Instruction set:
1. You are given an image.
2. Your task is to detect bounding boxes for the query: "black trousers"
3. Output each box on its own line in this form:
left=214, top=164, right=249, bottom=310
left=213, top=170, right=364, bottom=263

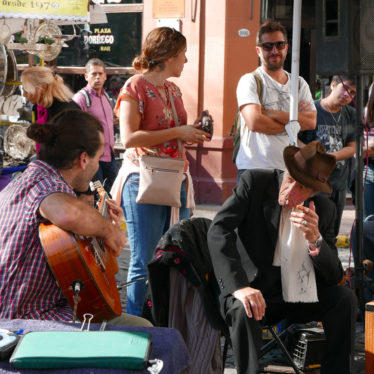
left=93, top=156, right=119, bottom=194
left=221, top=285, right=357, bottom=374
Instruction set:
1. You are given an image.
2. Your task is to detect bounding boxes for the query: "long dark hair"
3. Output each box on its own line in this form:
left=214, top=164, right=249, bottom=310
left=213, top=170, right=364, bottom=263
left=27, top=109, right=103, bottom=169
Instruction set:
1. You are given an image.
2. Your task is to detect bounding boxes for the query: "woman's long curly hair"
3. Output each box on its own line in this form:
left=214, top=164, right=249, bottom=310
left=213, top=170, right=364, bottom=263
left=132, top=27, right=186, bottom=71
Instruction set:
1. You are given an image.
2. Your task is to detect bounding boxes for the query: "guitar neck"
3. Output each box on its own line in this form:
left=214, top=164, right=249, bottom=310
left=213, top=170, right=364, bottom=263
left=91, top=181, right=110, bottom=218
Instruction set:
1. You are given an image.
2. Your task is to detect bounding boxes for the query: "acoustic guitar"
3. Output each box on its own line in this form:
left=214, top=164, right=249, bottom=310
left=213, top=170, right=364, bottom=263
left=39, top=181, right=122, bottom=322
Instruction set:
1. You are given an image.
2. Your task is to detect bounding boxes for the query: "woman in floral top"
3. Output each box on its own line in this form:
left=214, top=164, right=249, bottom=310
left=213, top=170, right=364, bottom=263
left=113, top=27, right=210, bottom=316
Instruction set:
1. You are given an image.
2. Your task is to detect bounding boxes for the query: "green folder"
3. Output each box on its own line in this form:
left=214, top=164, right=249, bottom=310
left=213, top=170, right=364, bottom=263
left=10, top=331, right=152, bottom=370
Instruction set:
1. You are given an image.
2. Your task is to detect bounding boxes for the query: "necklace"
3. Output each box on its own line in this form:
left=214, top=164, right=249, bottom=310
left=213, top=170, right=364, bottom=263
left=141, top=75, right=169, bottom=106
left=324, top=100, right=342, bottom=127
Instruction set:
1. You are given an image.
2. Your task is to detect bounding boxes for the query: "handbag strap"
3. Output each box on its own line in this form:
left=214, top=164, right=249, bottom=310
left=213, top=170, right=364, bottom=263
left=168, top=85, right=183, bottom=156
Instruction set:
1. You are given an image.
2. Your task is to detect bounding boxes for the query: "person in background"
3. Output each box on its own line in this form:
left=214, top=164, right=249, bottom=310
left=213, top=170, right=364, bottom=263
left=111, top=26, right=211, bottom=316
left=314, top=79, right=322, bottom=100
left=299, top=75, right=356, bottom=237
left=21, top=66, right=80, bottom=154
left=73, top=58, right=118, bottom=193
left=108, top=75, right=123, bottom=100
left=0, top=109, right=151, bottom=327
left=235, top=19, right=316, bottom=179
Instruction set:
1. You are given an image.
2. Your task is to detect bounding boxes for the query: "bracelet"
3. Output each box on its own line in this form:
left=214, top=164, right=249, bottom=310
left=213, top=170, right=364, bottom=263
left=308, top=234, right=323, bottom=249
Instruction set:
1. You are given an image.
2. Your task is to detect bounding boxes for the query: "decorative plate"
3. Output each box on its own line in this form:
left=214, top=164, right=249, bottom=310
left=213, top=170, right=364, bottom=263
left=4, top=125, right=35, bottom=160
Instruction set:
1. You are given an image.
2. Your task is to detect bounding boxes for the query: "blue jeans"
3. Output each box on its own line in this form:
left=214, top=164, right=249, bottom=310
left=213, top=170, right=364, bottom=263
left=122, top=173, right=190, bottom=316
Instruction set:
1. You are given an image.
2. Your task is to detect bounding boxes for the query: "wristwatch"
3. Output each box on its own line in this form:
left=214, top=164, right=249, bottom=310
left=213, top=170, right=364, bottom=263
left=308, top=234, right=323, bottom=249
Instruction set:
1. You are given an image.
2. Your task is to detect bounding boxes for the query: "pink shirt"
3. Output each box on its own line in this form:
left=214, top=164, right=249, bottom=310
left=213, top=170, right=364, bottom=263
left=35, top=105, right=49, bottom=153
left=114, top=75, right=188, bottom=167
left=73, top=85, right=115, bottom=162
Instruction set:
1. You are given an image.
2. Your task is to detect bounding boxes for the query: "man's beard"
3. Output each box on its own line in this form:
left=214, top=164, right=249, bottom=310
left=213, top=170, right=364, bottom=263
left=264, top=54, right=285, bottom=71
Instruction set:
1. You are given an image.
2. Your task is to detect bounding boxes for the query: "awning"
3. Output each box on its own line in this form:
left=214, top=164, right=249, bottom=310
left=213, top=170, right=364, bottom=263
left=0, top=0, right=89, bottom=23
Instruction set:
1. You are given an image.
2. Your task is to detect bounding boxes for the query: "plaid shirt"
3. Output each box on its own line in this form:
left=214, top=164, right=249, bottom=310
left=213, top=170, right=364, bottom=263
left=0, top=160, right=75, bottom=321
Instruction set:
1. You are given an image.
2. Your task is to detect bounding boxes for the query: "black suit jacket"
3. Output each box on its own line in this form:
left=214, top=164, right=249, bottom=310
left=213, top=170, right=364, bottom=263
left=207, top=169, right=344, bottom=303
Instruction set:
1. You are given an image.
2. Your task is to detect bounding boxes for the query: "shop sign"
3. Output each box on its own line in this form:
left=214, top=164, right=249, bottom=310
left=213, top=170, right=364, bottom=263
left=153, top=0, right=185, bottom=19
left=84, top=27, right=114, bottom=52
left=0, top=0, right=89, bottom=22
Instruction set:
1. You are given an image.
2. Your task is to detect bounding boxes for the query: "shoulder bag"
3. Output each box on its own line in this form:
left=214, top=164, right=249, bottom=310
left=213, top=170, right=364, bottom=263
left=136, top=86, right=185, bottom=207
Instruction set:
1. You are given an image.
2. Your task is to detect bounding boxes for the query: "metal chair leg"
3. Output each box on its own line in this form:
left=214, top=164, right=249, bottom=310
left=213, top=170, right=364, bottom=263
left=267, top=326, right=301, bottom=374
left=260, top=328, right=289, bottom=357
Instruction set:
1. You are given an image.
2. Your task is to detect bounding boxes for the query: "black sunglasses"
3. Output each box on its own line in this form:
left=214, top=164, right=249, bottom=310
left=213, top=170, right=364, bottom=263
left=258, top=41, right=287, bottom=51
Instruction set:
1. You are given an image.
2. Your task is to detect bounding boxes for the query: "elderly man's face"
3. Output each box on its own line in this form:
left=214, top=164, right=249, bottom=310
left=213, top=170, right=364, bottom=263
left=278, top=172, right=314, bottom=208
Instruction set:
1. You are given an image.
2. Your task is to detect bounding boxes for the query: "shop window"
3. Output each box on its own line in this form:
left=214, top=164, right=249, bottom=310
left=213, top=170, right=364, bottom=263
left=57, top=12, right=142, bottom=68
left=324, top=0, right=340, bottom=37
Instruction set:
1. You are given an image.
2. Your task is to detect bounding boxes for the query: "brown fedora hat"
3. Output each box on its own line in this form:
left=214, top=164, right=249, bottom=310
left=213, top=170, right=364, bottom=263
left=283, top=141, right=336, bottom=194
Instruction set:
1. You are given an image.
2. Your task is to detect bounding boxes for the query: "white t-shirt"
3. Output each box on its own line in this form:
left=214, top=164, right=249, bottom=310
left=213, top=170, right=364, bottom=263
left=235, top=66, right=316, bottom=171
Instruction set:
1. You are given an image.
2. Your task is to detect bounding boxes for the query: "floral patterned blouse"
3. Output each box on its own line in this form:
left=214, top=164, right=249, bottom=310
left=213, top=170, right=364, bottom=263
left=114, top=74, right=189, bottom=168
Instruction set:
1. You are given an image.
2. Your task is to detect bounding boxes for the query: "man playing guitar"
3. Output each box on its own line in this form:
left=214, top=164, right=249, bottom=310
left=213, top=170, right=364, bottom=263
left=0, top=109, right=151, bottom=327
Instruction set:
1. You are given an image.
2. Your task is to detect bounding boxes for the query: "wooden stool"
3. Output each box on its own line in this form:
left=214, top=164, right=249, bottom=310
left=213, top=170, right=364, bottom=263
left=365, top=300, right=374, bottom=373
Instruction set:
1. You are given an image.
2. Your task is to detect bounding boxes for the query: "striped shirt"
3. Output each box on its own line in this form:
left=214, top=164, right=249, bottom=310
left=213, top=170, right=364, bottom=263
left=0, top=160, right=75, bottom=321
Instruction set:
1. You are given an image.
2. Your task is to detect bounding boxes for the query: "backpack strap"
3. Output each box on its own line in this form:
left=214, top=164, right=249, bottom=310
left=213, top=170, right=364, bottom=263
left=103, top=91, right=115, bottom=109
left=78, top=88, right=115, bottom=110
left=252, top=71, right=263, bottom=106
left=78, top=89, right=91, bottom=108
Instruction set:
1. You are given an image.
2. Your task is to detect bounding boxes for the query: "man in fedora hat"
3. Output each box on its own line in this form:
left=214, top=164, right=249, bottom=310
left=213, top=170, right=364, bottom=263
left=208, top=141, right=356, bottom=374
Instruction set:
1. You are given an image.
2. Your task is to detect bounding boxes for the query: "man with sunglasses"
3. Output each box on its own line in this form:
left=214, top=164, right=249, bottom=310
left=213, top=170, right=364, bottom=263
left=299, top=75, right=356, bottom=237
left=235, top=20, right=316, bottom=179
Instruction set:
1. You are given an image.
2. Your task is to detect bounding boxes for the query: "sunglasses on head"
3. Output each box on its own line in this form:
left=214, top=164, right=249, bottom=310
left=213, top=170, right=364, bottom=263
left=258, top=41, right=287, bottom=51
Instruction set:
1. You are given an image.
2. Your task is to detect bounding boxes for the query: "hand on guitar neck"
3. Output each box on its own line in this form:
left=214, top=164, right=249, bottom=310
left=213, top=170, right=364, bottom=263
left=105, top=199, right=124, bottom=228
left=91, top=181, right=127, bottom=256
left=102, top=218, right=127, bottom=257
left=103, top=199, right=127, bottom=256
